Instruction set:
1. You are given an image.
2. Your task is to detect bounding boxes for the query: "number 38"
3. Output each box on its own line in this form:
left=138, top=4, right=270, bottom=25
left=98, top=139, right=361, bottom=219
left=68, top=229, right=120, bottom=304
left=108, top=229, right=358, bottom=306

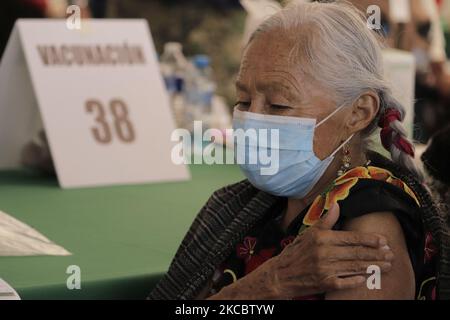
left=85, top=99, right=136, bottom=144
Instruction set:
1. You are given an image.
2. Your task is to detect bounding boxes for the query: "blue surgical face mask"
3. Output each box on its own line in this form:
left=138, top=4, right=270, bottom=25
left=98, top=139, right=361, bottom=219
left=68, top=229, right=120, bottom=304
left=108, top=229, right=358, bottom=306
left=232, top=104, right=353, bottom=198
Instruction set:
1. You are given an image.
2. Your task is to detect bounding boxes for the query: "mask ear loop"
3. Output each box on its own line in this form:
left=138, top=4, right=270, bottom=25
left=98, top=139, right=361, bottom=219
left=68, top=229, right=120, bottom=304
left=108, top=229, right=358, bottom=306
left=315, top=103, right=354, bottom=158
left=316, top=103, right=347, bottom=128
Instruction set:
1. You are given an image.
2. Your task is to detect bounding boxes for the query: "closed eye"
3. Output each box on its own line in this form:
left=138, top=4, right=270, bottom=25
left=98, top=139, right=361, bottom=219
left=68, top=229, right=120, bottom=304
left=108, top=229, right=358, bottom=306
left=234, top=101, right=251, bottom=109
left=270, top=104, right=292, bottom=110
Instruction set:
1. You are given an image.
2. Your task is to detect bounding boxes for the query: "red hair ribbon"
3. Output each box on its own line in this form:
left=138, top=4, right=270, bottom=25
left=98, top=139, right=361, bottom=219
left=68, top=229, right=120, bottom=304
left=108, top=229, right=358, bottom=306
left=379, top=108, right=415, bottom=157
left=378, top=108, right=401, bottom=128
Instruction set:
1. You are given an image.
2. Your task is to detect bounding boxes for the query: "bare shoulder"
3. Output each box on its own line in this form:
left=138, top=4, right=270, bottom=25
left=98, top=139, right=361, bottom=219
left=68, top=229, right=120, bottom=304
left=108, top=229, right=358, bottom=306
left=326, top=211, right=416, bottom=300
left=343, top=212, right=406, bottom=238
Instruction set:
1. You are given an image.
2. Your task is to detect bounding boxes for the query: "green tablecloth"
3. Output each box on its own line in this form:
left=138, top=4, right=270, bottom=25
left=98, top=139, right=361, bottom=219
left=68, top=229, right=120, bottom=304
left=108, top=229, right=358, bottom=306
left=0, top=164, right=243, bottom=299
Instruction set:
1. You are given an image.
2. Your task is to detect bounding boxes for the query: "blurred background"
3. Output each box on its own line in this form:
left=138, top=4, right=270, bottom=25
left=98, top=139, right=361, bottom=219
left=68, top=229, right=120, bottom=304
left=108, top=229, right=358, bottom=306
left=1, top=0, right=249, bottom=108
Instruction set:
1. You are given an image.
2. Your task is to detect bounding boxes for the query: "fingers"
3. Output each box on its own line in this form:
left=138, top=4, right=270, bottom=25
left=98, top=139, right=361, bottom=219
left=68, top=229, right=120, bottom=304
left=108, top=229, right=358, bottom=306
left=331, top=260, right=392, bottom=276
left=325, top=245, right=394, bottom=262
left=315, top=202, right=340, bottom=230
left=318, top=230, right=387, bottom=248
left=317, top=261, right=391, bottom=293
left=322, top=275, right=366, bottom=291
left=309, top=203, right=387, bottom=248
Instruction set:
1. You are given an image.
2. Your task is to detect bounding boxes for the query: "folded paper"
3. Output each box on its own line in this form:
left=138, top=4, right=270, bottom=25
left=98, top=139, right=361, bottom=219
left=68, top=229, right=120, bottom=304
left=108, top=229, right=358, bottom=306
left=0, top=210, right=70, bottom=256
left=0, top=278, right=21, bottom=300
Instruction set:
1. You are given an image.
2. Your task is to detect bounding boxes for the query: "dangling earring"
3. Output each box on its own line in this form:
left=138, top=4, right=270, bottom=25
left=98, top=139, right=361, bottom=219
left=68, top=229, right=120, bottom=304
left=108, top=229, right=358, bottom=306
left=337, top=144, right=351, bottom=176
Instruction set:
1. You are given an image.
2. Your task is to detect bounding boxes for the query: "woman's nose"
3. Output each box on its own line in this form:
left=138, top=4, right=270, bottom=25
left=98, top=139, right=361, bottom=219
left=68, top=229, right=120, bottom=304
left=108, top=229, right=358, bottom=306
left=247, top=98, right=265, bottom=114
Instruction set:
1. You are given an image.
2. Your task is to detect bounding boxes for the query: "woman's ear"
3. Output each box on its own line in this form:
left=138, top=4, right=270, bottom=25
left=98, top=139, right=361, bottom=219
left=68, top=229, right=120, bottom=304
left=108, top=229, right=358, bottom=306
left=346, top=91, right=380, bottom=134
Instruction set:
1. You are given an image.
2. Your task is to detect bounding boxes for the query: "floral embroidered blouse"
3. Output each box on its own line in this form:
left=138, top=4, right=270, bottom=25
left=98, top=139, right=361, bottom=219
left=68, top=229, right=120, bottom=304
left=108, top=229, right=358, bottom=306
left=209, top=165, right=438, bottom=300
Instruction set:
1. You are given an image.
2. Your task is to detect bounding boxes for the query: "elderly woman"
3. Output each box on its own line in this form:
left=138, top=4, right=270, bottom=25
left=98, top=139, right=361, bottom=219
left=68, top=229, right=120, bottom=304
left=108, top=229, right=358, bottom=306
left=150, top=1, right=443, bottom=300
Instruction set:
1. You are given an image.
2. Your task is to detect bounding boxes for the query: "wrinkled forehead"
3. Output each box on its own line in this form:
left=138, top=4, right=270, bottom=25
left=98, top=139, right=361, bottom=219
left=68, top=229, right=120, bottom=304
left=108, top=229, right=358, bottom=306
left=239, top=30, right=298, bottom=74
left=237, top=30, right=309, bottom=97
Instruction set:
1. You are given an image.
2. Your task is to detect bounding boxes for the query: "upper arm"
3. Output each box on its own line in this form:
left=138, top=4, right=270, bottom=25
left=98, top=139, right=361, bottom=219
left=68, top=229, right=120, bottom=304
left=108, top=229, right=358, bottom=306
left=326, top=211, right=416, bottom=300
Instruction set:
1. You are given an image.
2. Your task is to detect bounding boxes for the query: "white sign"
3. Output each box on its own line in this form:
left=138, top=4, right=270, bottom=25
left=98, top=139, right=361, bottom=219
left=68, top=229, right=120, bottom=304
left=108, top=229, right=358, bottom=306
left=389, top=0, right=411, bottom=23
left=382, top=49, right=416, bottom=138
left=0, top=19, right=189, bottom=188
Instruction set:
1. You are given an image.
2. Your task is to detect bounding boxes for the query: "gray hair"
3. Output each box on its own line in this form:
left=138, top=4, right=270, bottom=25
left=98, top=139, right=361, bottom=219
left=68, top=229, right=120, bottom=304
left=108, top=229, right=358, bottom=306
left=248, top=0, right=423, bottom=180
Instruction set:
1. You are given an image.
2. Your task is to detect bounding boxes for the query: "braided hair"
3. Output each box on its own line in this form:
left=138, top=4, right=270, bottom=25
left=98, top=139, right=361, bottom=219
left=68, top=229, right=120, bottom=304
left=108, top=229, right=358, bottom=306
left=377, top=92, right=424, bottom=181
